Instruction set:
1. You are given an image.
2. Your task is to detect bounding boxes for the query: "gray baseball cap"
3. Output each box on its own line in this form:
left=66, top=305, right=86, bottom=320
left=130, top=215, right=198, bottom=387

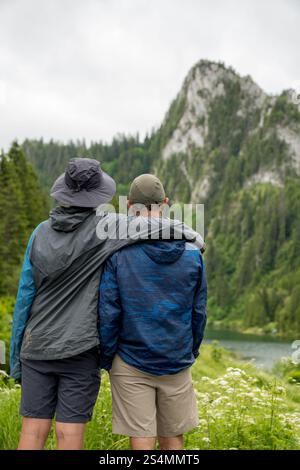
left=50, top=158, right=116, bottom=208
left=129, top=174, right=165, bottom=206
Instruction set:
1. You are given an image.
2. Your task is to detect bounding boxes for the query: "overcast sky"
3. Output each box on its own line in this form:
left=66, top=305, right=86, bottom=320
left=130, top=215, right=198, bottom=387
left=0, top=0, right=299, bottom=150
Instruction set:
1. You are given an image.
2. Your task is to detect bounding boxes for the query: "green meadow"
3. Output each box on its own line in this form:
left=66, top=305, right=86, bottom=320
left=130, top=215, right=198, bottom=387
left=1, top=343, right=300, bottom=450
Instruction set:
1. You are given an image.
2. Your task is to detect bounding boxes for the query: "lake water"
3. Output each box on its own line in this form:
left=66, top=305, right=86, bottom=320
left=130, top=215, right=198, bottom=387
left=203, top=329, right=293, bottom=370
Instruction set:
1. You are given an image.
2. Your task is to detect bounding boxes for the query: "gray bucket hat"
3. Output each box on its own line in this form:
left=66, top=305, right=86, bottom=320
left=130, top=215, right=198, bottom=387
left=50, top=158, right=116, bottom=208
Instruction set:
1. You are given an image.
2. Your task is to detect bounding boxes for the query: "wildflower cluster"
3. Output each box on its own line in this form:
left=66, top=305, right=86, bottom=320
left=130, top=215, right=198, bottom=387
left=189, top=367, right=300, bottom=450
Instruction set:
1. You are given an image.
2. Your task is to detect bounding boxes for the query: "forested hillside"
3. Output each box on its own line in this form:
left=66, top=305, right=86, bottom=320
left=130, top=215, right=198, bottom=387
left=22, top=135, right=154, bottom=198
left=0, top=143, right=49, bottom=296
left=6, top=60, right=300, bottom=337
left=153, top=60, right=300, bottom=337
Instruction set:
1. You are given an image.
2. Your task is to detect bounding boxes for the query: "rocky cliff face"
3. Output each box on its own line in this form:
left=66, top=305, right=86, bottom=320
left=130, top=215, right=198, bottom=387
left=162, top=62, right=266, bottom=160
left=155, top=60, right=300, bottom=203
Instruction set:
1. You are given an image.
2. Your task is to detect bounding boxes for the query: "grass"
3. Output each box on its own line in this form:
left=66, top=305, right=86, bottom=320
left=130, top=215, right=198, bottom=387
left=1, top=343, right=300, bottom=450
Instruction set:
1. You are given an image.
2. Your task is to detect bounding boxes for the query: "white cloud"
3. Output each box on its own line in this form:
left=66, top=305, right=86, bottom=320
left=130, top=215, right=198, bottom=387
left=0, top=0, right=299, bottom=150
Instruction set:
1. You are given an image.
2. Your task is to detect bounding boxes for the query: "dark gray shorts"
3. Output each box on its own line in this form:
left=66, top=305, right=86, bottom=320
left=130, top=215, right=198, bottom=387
left=20, top=347, right=101, bottom=423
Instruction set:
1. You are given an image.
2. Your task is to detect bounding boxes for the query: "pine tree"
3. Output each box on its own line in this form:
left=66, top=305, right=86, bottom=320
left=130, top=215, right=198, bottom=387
left=0, top=143, right=49, bottom=296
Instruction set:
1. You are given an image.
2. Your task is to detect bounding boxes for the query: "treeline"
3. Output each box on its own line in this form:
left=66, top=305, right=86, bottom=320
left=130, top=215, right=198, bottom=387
left=22, top=134, right=155, bottom=197
left=0, top=143, right=49, bottom=296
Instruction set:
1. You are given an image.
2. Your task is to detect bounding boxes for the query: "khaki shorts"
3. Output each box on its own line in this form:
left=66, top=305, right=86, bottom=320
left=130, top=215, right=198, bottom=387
left=109, top=355, right=199, bottom=437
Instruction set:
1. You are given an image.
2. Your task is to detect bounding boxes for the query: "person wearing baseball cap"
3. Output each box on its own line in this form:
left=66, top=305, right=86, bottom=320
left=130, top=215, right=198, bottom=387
left=10, top=160, right=204, bottom=450
left=99, top=173, right=207, bottom=451
left=128, top=173, right=166, bottom=207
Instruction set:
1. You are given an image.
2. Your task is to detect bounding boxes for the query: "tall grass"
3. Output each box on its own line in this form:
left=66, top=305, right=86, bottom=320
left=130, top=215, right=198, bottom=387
left=0, top=344, right=300, bottom=450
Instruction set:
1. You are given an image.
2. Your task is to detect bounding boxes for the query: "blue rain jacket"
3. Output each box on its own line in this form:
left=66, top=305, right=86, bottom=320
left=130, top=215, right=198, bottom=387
left=99, top=241, right=207, bottom=375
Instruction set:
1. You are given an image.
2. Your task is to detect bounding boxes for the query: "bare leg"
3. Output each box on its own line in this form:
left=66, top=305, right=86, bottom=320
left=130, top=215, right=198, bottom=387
left=158, top=435, right=184, bottom=450
left=18, top=418, right=52, bottom=450
left=56, top=422, right=86, bottom=450
left=130, top=437, right=156, bottom=450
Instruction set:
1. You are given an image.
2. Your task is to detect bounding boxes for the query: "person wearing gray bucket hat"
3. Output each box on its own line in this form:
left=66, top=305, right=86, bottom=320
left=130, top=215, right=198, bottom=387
left=50, top=158, right=116, bottom=208
left=10, top=159, right=205, bottom=450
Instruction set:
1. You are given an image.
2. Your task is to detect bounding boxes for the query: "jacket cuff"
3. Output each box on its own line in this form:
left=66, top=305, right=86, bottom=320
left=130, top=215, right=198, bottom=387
left=10, top=362, right=22, bottom=381
left=193, top=350, right=200, bottom=359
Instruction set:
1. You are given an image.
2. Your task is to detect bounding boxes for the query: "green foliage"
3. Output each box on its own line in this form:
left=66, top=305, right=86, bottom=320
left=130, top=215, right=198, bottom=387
left=206, top=180, right=300, bottom=335
left=156, top=153, right=191, bottom=202
left=22, top=135, right=153, bottom=198
left=210, top=340, right=223, bottom=362
left=240, top=130, right=289, bottom=180
left=208, top=80, right=246, bottom=157
left=191, top=369, right=299, bottom=450
left=273, top=357, right=300, bottom=385
left=0, top=143, right=49, bottom=296
left=287, top=370, right=300, bottom=384
left=267, top=93, right=300, bottom=126
left=156, top=93, right=186, bottom=150
left=1, top=345, right=300, bottom=450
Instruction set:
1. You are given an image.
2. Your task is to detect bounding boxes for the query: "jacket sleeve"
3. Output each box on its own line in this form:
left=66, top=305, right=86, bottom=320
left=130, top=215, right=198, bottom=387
left=99, top=254, right=122, bottom=371
left=10, top=230, right=37, bottom=380
left=192, top=255, right=207, bottom=359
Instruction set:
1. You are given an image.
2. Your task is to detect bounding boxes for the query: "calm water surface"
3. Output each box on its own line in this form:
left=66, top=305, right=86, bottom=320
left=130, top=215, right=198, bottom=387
left=203, top=329, right=293, bottom=370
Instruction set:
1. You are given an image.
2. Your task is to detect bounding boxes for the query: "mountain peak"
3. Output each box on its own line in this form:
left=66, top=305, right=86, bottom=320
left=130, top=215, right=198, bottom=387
left=162, top=60, right=267, bottom=161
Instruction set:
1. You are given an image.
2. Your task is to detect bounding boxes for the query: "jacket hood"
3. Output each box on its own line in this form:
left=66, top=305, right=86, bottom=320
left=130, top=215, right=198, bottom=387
left=50, top=206, right=94, bottom=232
left=140, top=240, right=186, bottom=264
